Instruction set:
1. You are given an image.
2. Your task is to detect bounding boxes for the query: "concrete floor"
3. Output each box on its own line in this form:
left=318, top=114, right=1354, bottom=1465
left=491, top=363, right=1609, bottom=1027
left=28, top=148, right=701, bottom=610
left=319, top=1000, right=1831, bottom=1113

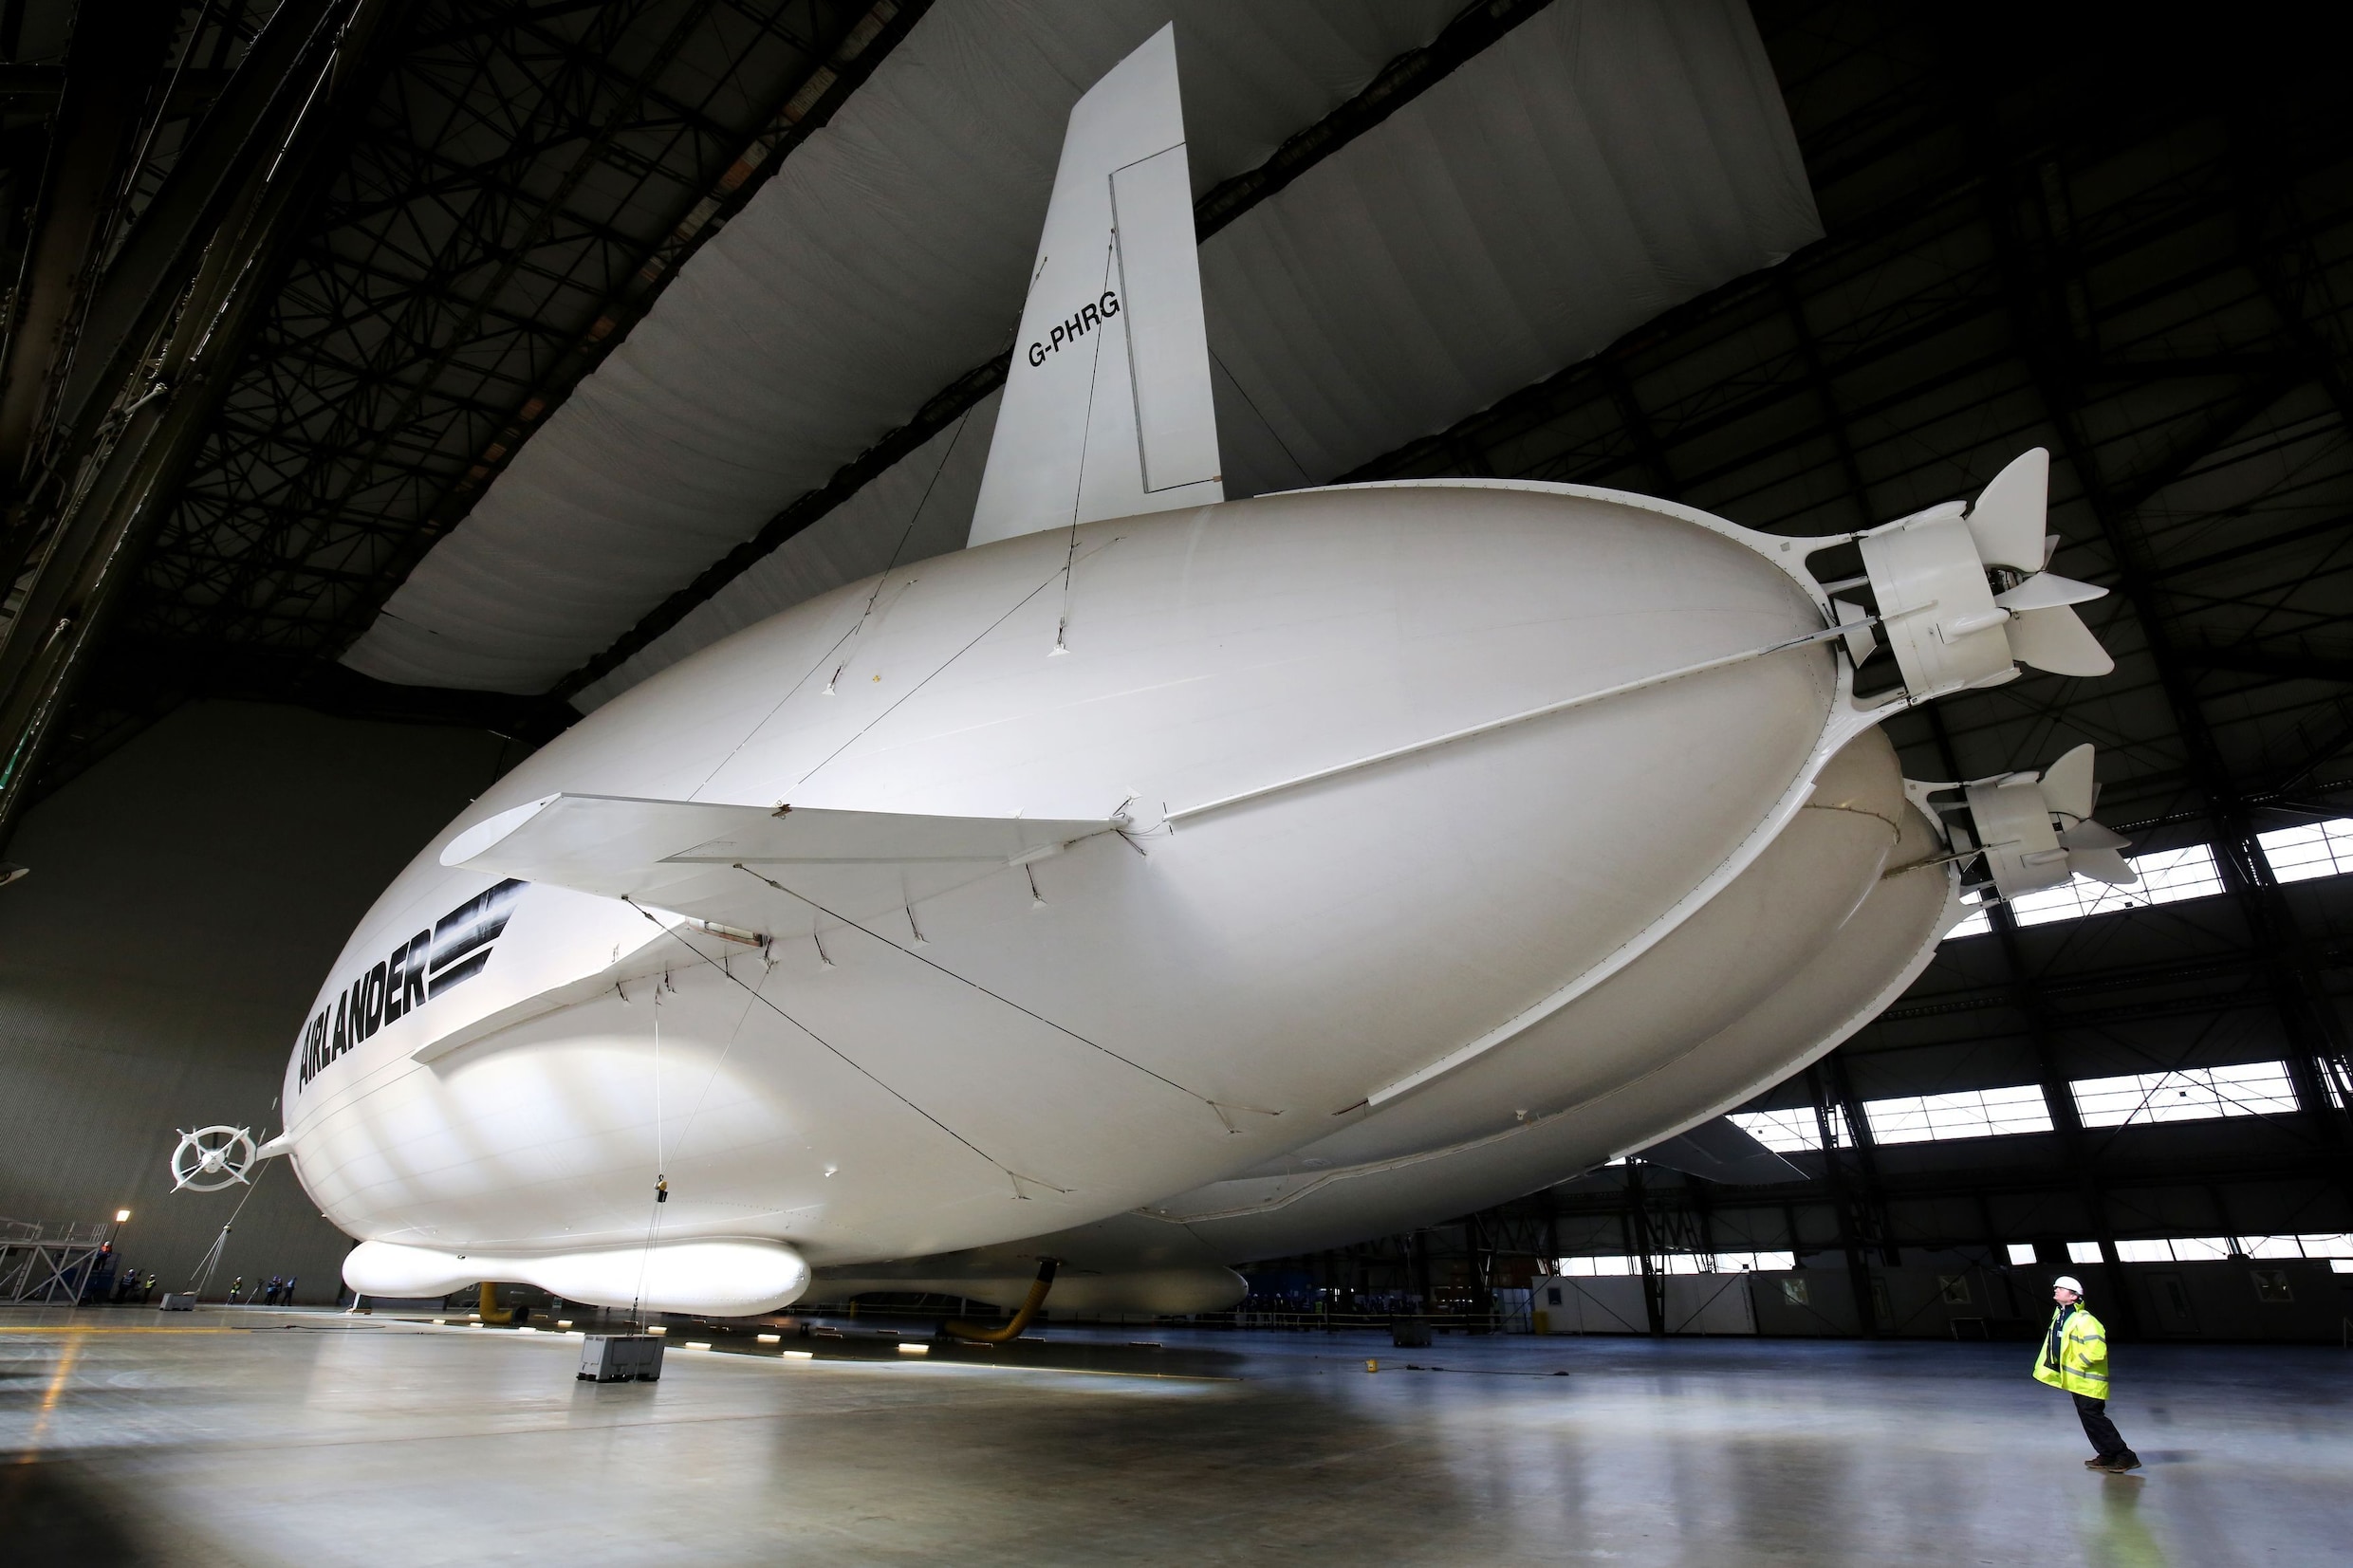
left=2, top=1307, right=2345, bottom=1566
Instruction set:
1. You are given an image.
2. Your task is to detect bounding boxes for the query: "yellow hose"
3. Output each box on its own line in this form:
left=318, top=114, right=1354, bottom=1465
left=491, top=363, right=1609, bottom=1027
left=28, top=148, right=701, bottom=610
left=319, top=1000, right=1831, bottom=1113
left=477, top=1281, right=516, bottom=1325
left=941, top=1260, right=1057, bottom=1343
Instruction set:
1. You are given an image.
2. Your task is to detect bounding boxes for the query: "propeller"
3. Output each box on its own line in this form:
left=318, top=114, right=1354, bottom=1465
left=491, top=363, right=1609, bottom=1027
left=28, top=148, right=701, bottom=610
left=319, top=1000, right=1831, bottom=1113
left=1968, top=450, right=2114, bottom=678
left=1920, top=743, right=2138, bottom=901
left=170, top=1126, right=259, bottom=1193
left=1847, top=449, right=2117, bottom=695
left=2034, top=742, right=2136, bottom=885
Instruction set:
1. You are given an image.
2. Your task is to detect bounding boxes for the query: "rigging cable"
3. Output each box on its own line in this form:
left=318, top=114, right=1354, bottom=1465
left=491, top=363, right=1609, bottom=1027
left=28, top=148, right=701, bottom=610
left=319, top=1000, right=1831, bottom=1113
left=623, top=900, right=1060, bottom=1199
left=730, top=862, right=1272, bottom=1131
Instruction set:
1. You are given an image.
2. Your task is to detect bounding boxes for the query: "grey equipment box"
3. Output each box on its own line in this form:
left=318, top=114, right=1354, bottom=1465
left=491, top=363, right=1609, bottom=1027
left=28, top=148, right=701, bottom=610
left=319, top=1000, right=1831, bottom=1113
left=159, top=1293, right=196, bottom=1311
left=579, top=1334, right=664, bottom=1383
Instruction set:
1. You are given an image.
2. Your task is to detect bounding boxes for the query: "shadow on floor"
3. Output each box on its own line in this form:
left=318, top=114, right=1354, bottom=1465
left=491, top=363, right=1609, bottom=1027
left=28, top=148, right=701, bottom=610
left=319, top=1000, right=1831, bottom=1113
left=0, top=1456, right=158, bottom=1565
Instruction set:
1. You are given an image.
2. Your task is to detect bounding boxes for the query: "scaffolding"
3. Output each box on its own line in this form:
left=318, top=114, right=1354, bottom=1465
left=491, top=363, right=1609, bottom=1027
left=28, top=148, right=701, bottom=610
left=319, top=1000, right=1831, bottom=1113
left=0, top=1218, right=109, bottom=1304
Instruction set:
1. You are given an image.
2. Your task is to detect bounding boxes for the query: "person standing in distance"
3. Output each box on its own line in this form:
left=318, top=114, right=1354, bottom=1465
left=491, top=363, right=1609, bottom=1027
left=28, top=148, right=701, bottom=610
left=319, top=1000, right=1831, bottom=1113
left=2036, top=1275, right=2140, bottom=1473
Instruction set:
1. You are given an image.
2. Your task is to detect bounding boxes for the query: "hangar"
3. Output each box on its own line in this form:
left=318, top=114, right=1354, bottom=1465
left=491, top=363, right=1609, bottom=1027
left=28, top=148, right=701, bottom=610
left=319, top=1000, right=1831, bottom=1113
left=1, top=1, right=2346, bottom=1561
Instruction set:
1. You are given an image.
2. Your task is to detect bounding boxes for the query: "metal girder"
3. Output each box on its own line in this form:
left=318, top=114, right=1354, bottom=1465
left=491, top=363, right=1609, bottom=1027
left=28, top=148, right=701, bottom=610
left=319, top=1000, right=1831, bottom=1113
left=0, top=0, right=179, bottom=495
left=42, top=2, right=356, bottom=462
left=171, top=0, right=751, bottom=650
left=290, top=0, right=929, bottom=664
left=1965, top=109, right=2353, bottom=1179
left=11, top=0, right=900, bottom=800
left=0, top=0, right=399, bottom=851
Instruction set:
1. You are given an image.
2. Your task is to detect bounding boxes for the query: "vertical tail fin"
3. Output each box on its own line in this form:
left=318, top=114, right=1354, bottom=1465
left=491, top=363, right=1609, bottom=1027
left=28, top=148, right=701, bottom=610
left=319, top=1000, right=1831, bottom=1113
left=968, top=25, right=1223, bottom=548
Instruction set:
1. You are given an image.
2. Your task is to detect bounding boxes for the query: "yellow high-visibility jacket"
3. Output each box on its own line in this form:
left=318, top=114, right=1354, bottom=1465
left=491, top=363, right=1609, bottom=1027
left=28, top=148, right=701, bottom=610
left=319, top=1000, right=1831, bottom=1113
left=2032, top=1303, right=2110, bottom=1396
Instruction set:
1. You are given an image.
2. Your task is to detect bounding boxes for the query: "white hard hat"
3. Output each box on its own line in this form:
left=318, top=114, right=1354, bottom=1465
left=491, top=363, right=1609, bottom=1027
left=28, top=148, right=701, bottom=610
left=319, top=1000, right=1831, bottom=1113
left=2051, top=1276, right=2084, bottom=1294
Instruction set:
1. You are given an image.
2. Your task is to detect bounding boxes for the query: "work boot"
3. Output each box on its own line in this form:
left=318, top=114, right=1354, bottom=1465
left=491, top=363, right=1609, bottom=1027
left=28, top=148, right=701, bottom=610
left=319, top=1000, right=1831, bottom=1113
left=2082, top=1457, right=2107, bottom=1469
left=2097, top=1454, right=2142, bottom=1474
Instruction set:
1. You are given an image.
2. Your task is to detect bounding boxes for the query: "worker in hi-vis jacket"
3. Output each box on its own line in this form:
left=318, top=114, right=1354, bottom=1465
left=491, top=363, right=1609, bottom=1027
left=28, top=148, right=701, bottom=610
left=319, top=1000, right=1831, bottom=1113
left=2035, top=1276, right=2140, bottom=1473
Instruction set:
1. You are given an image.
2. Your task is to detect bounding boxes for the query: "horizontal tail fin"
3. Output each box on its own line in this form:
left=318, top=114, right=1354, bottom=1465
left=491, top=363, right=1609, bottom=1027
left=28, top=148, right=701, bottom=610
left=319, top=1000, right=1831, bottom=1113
left=441, top=792, right=1119, bottom=941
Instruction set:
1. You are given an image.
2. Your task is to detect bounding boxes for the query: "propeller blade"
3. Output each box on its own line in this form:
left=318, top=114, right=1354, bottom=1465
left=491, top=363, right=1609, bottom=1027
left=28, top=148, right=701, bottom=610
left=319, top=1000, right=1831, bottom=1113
left=2043, top=532, right=2062, bottom=568
left=2059, top=819, right=2131, bottom=852
left=2066, top=846, right=2139, bottom=885
left=2039, top=743, right=2098, bottom=822
left=1967, top=448, right=2050, bottom=571
left=1993, top=571, right=2106, bottom=612
left=2005, top=604, right=2114, bottom=677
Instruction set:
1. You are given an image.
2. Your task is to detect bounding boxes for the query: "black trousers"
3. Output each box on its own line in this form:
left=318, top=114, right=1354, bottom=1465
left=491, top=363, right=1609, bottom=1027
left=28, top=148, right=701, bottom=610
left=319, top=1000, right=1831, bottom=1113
left=2073, top=1392, right=2136, bottom=1461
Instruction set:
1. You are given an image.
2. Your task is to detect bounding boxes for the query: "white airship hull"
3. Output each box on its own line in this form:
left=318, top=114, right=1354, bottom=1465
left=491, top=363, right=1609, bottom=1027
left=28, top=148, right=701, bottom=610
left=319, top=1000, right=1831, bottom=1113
left=288, top=480, right=1936, bottom=1311
left=271, top=28, right=2113, bottom=1321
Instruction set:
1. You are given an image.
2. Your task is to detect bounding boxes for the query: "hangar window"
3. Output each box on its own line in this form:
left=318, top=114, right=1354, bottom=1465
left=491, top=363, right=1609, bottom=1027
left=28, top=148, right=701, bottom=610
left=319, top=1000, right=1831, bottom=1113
left=1552, top=1252, right=1794, bottom=1276
left=2242, top=1233, right=2353, bottom=1259
left=2072, top=1061, right=2300, bottom=1127
left=2256, top=818, right=2353, bottom=882
left=2113, top=1238, right=2222, bottom=1263
left=1861, top=1084, right=2053, bottom=1144
left=2010, top=844, right=2227, bottom=927
left=2093, top=1235, right=2350, bottom=1264
left=1729, top=1106, right=1845, bottom=1153
left=1940, top=844, right=2228, bottom=940
left=2006, top=1243, right=2038, bottom=1265
left=1707, top=1251, right=1796, bottom=1272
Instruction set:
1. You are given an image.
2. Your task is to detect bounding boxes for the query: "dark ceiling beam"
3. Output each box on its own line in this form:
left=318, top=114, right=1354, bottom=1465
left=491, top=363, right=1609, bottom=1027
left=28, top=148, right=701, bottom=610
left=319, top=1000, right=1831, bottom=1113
left=22, top=0, right=921, bottom=797
left=172, top=0, right=753, bottom=651
left=549, top=0, right=1566, bottom=702
left=1964, top=78, right=2353, bottom=1184
left=281, top=0, right=926, bottom=665
left=0, top=0, right=400, bottom=855
left=2179, top=643, right=2353, bottom=686
left=0, top=0, right=178, bottom=500
left=2227, top=106, right=2353, bottom=439
left=38, top=3, right=354, bottom=464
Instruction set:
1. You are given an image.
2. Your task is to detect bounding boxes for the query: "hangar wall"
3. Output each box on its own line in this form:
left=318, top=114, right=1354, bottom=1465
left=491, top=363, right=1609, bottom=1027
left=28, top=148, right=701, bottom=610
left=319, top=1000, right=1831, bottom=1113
left=0, top=702, right=509, bottom=1303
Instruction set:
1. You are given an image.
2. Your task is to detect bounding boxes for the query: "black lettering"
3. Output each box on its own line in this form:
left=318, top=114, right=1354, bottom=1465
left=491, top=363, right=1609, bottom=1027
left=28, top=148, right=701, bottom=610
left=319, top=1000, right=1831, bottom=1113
left=1082, top=302, right=1101, bottom=329
left=384, top=944, right=407, bottom=1024
left=331, top=991, right=348, bottom=1059
left=1028, top=341, right=1045, bottom=367
left=428, top=949, right=493, bottom=998
left=1099, top=289, right=1119, bottom=318
left=362, top=963, right=387, bottom=1039
left=432, top=880, right=522, bottom=974
left=1048, top=324, right=1066, bottom=352
left=403, top=932, right=428, bottom=1012
left=1064, top=311, right=1085, bottom=340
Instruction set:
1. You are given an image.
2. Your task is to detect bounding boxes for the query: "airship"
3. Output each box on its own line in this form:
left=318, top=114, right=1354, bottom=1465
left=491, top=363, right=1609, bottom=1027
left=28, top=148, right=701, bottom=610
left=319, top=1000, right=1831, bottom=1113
left=248, top=28, right=2122, bottom=1320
